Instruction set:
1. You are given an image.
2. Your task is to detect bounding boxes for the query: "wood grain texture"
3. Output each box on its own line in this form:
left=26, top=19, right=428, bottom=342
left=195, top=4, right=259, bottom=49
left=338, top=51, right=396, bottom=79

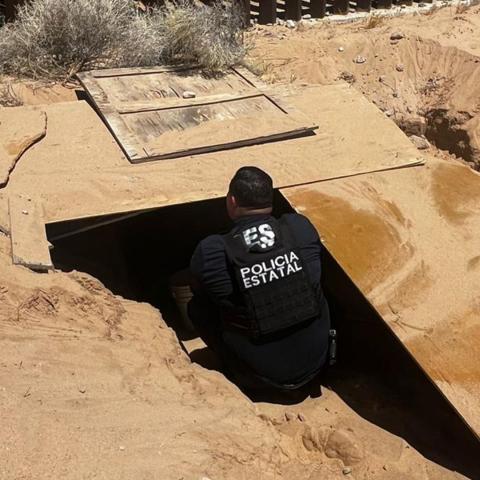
left=77, top=67, right=317, bottom=163
left=4, top=85, right=424, bottom=225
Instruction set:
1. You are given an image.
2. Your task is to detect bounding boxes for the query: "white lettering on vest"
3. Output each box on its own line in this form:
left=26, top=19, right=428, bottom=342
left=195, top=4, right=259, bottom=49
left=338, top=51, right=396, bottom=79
left=240, top=251, right=303, bottom=289
left=243, top=224, right=276, bottom=250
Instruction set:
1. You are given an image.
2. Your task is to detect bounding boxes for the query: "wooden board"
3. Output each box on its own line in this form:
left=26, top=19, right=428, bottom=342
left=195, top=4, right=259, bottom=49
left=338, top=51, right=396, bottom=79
left=0, top=107, right=47, bottom=187
left=77, top=66, right=318, bottom=163
left=9, top=195, right=53, bottom=271
left=4, top=86, right=425, bottom=225
left=281, top=160, right=480, bottom=440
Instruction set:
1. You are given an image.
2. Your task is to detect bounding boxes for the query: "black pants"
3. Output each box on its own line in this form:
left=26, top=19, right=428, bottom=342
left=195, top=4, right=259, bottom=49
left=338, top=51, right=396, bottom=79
left=187, top=297, right=327, bottom=391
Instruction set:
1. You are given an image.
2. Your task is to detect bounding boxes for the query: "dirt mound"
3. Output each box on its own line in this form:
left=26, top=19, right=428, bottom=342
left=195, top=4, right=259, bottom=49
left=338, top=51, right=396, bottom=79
left=248, top=4, right=480, bottom=168
left=0, top=225, right=468, bottom=479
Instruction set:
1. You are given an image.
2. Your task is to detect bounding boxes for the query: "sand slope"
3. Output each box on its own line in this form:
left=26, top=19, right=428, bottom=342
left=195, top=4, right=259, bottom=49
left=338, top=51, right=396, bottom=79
left=0, top=228, right=467, bottom=479
left=249, top=4, right=480, bottom=167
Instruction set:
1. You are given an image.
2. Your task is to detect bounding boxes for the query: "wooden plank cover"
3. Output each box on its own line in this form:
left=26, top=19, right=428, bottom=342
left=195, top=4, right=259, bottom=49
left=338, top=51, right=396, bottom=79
left=281, top=160, right=480, bottom=440
left=77, top=66, right=318, bottom=163
left=9, top=195, right=53, bottom=271
left=5, top=86, right=425, bottom=225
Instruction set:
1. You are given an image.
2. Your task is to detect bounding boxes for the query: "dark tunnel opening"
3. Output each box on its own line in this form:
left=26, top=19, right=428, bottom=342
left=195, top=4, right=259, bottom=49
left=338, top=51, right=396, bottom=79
left=46, top=192, right=480, bottom=478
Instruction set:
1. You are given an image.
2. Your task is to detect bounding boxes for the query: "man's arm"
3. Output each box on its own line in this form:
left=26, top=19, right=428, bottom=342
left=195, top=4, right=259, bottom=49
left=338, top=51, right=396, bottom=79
left=190, top=235, right=234, bottom=304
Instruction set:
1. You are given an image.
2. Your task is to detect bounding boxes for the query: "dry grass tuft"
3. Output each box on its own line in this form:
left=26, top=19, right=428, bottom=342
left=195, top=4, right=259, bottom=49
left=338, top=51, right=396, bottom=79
left=0, top=0, right=245, bottom=81
left=160, top=1, right=245, bottom=73
left=0, top=83, right=23, bottom=107
left=364, top=14, right=385, bottom=30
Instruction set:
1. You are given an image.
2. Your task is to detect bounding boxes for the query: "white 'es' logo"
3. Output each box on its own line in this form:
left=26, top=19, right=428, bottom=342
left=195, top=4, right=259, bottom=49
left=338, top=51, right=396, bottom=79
left=242, top=224, right=275, bottom=250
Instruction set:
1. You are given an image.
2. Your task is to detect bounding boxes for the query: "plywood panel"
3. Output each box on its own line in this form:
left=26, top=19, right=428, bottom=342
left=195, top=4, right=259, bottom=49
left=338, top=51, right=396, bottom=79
left=77, top=66, right=317, bottom=163
left=281, top=160, right=480, bottom=440
left=4, top=85, right=425, bottom=224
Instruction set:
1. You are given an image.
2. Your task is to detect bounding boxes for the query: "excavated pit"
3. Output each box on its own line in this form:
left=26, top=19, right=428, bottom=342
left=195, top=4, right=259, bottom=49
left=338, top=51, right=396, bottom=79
left=46, top=194, right=480, bottom=478
left=250, top=17, right=480, bottom=170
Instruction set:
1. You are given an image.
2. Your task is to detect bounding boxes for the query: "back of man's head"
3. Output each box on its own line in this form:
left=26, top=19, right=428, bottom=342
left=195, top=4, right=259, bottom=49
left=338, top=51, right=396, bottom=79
left=229, top=167, right=273, bottom=209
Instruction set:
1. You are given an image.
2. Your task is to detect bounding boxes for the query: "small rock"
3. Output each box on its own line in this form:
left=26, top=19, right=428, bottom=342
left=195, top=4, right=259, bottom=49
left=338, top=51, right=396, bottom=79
left=409, top=135, right=430, bottom=150
left=353, top=55, right=367, bottom=64
left=385, top=110, right=395, bottom=117
left=302, top=13, right=312, bottom=19
left=338, top=46, right=345, bottom=52
left=119, top=445, right=125, bottom=451
left=343, top=467, right=352, bottom=475
left=378, top=75, right=387, bottom=83
left=393, top=91, right=399, bottom=98
left=325, top=429, right=364, bottom=465
left=78, top=386, right=87, bottom=394
left=297, top=20, right=313, bottom=31
left=396, top=64, right=405, bottom=72
left=298, top=413, right=306, bottom=422
left=286, top=19, right=296, bottom=29
left=406, top=106, right=413, bottom=114
left=276, top=18, right=286, bottom=26
left=21, top=210, right=29, bottom=215
left=285, top=411, right=296, bottom=422
left=338, top=71, right=356, bottom=84
left=182, top=91, right=196, bottom=99
left=390, top=32, right=405, bottom=41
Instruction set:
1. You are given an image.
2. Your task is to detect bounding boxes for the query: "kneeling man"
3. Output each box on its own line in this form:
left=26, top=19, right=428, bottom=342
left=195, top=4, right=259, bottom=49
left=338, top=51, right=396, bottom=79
left=188, top=166, right=330, bottom=390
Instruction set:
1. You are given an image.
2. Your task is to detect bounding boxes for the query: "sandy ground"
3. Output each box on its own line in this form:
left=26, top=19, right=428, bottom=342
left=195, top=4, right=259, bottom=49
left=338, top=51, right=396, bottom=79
left=248, top=3, right=480, bottom=168
left=1, top=4, right=480, bottom=480
left=0, top=234, right=468, bottom=479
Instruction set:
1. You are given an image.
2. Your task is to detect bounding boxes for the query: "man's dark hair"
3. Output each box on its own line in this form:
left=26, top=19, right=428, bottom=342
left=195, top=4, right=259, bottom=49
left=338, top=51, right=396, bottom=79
left=229, top=167, right=273, bottom=208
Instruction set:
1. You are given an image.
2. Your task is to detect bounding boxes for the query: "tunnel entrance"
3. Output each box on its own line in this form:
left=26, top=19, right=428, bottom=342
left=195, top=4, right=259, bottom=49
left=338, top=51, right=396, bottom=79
left=46, top=193, right=479, bottom=478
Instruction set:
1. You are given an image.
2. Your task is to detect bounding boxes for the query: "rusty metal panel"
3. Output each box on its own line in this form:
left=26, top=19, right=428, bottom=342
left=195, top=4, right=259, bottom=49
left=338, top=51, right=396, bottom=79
left=281, top=160, right=480, bottom=440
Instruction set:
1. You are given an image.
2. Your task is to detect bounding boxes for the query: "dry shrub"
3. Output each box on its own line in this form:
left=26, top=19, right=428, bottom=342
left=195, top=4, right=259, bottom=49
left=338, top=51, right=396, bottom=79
left=0, top=0, right=245, bottom=81
left=0, top=0, right=139, bottom=80
left=0, top=83, right=23, bottom=106
left=364, top=14, right=385, bottom=29
left=159, top=1, right=245, bottom=72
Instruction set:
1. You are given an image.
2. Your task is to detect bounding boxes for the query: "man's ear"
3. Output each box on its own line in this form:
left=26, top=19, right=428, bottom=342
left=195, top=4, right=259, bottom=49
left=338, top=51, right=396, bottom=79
left=229, top=194, right=238, bottom=209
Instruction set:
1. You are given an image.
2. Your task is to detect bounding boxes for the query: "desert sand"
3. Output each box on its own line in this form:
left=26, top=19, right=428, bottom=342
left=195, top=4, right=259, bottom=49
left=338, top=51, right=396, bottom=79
left=249, top=3, right=480, bottom=168
left=1, top=4, right=480, bottom=480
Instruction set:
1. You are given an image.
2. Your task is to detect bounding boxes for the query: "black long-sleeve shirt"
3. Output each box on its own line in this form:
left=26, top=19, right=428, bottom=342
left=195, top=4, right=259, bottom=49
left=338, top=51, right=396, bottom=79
left=190, top=213, right=330, bottom=384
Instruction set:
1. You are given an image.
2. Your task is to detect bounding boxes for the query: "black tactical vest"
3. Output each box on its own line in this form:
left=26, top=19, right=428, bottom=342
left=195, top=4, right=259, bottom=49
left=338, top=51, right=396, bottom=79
left=223, top=216, right=321, bottom=339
